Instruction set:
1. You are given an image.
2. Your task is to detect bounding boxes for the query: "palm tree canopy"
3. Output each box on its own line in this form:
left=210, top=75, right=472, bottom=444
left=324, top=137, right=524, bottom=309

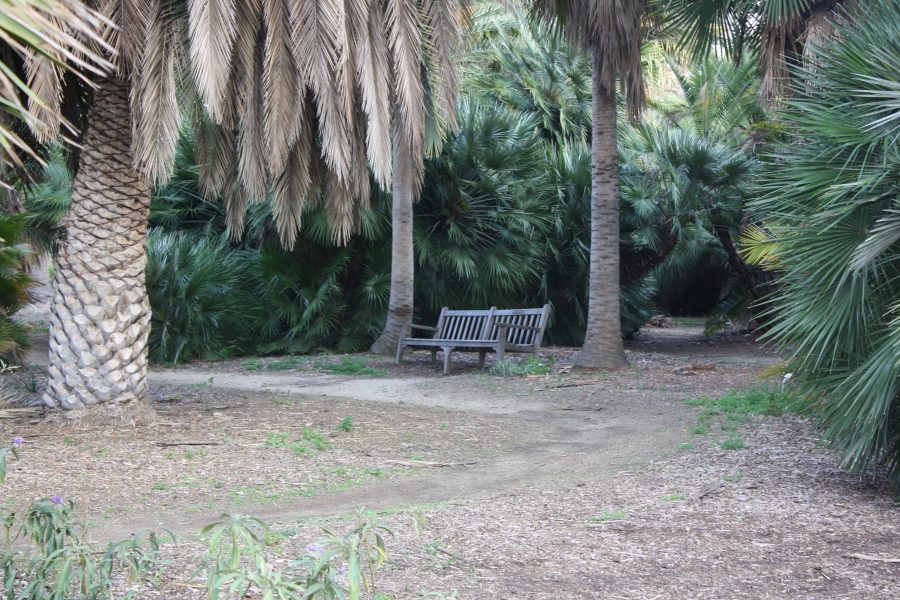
left=530, top=0, right=645, bottom=117
left=17, top=0, right=467, bottom=247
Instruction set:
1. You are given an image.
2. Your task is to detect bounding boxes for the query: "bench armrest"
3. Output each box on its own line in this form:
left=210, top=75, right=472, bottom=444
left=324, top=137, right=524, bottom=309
left=410, top=323, right=437, bottom=332
left=496, top=323, right=541, bottom=332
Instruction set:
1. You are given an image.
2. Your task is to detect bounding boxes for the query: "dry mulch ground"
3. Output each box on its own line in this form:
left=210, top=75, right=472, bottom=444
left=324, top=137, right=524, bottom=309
left=1, top=330, right=898, bottom=598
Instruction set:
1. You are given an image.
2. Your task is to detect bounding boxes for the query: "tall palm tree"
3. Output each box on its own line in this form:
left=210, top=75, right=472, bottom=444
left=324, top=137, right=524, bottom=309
left=370, top=0, right=466, bottom=356
left=17, top=0, right=462, bottom=417
left=532, top=0, right=645, bottom=369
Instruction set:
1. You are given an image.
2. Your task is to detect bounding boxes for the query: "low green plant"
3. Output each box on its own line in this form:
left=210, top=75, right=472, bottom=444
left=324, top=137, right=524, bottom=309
left=719, top=435, right=747, bottom=450
left=265, top=432, right=289, bottom=448
left=266, top=356, right=307, bottom=371
left=201, top=511, right=391, bottom=599
left=488, top=356, right=553, bottom=377
left=241, top=358, right=263, bottom=371
left=591, top=510, right=625, bottom=523
left=302, top=427, right=330, bottom=451
left=662, top=494, right=687, bottom=502
left=723, top=471, right=746, bottom=483
left=338, top=417, right=354, bottom=432
left=315, top=357, right=385, bottom=377
left=1, top=498, right=166, bottom=600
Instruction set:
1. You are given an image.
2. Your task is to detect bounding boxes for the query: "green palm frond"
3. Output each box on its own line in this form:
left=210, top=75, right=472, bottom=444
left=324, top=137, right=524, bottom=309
left=752, top=0, right=900, bottom=483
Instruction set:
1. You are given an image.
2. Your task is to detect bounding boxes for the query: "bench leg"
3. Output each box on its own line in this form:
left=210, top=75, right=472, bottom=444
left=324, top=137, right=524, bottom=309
left=395, top=343, right=405, bottom=365
left=496, top=343, right=505, bottom=363
left=442, top=347, right=452, bottom=375
left=430, top=349, right=437, bottom=364
left=478, top=350, right=486, bottom=368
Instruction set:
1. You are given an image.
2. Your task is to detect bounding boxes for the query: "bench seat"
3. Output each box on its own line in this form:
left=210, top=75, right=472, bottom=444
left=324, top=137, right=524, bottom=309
left=397, top=305, right=551, bottom=374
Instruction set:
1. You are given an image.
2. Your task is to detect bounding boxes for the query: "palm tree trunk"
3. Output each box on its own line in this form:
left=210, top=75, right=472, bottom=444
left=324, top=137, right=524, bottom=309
left=43, top=78, right=153, bottom=421
left=370, top=135, right=415, bottom=356
left=576, top=56, right=628, bottom=370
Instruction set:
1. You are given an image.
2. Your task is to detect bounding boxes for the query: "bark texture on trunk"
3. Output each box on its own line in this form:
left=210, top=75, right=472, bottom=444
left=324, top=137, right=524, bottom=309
left=575, top=57, right=628, bottom=370
left=370, top=136, right=415, bottom=356
left=43, top=78, right=153, bottom=416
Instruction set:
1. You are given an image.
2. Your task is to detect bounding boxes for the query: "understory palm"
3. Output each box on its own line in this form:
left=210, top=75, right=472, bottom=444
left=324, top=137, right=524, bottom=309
left=748, top=0, right=900, bottom=483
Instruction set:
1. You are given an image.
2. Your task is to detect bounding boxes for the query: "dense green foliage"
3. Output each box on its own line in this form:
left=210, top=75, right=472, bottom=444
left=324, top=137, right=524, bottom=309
left=0, top=214, right=35, bottom=363
left=749, top=0, right=900, bottom=482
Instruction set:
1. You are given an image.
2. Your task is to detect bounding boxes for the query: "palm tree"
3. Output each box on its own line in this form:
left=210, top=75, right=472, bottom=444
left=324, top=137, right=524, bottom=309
left=664, top=0, right=855, bottom=97
left=745, top=0, right=900, bottom=484
left=16, top=0, right=462, bottom=417
left=531, top=0, right=645, bottom=369
left=370, top=0, right=466, bottom=356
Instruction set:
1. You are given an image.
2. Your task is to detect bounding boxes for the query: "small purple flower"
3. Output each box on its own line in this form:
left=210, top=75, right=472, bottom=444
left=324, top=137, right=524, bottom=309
left=305, top=543, right=324, bottom=556
left=336, top=563, right=348, bottom=585
left=10, top=437, right=23, bottom=448
left=50, top=496, right=64, bottom=505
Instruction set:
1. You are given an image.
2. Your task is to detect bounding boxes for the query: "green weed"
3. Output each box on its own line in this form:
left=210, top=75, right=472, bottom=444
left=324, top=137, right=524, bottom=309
left=315, top=356, right=385, bottom=377
left=488, top=356, right=553, bottom=377
left=662, top=494, right=687, bottom=502
left=338, top=416, right=354, bottom=432
left=719, top=435, right=747, bottom=450
left=591, top=510, right=625, bottom=522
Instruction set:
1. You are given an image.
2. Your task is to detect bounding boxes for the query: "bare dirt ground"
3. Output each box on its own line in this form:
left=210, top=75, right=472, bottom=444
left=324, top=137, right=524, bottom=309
left=1, top=327, right=899, bottom=598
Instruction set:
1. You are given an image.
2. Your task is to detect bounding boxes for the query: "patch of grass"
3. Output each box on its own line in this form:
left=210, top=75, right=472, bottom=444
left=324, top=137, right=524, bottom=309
left=720, top=422, right=738, bottom=432
left=662, top=494, right=687, bottom=502
left=241, top=358, right=263, bottom=371
left=488, top=356, right=553, bottom=377
left=62, top=435, right=74, bottom=446
left=266, top=356, right=306, bottom=371
left=690, top=424, right=709, bottom=435
left=591, top=509, right=625, bottom=523
left=314, top=356, right=385, bottom=377
left=338, top=416, right=354, bottom=432
left=439, top=423, right=449, bottom=431
left=264, top=432, right=289, bottom=448
left=94, top=448, right=109, bottom=458
left=150, top=482, right=170, bottom=491
left=302, top=427, right=330, bottom=450
left=686, top=388, right=808, bottom=418
left=675, top=443, right=695, bottom=451
left=271, top=396, right=292, bottom=406
left=288, top=442, right=309, bottom=456
left=719, top=435, right=747, bottom=450
left=723, top=471, right=746, bottom=483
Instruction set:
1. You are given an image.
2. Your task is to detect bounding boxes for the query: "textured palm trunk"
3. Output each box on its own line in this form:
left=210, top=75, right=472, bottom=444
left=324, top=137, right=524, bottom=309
left=370, top=136, right=415, bottom=356
left=43, top=78, right=153, bottom=419
left=575, top=57, right=628, bottom=369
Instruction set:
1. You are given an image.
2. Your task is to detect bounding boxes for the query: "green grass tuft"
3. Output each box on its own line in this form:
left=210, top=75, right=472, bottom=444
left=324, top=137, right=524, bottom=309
left=591, top=509, right=625, bottom=522
left=315, top=357, right=385, bottom=377
left=488, top=356, right=553, bottom=377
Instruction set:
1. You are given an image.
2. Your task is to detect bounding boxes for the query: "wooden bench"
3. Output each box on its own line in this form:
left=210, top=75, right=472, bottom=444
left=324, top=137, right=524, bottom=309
left=396, top=305, right=551, bottom=375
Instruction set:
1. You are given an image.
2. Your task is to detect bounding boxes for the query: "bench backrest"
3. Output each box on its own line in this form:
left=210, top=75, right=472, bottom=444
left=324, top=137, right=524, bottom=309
left=434, top=308, right=496, bottom=341
left=488, top=305, right=551, bottom=347
left=433, top=304, right=551, bottom=347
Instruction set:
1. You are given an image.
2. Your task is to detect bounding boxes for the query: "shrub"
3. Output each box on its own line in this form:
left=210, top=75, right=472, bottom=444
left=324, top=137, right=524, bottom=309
left=146, top=230, right=257, bottom=363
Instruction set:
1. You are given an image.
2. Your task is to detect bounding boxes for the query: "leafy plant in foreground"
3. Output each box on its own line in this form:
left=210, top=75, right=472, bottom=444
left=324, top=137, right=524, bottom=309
left=747, top=0, right=900, bottom=484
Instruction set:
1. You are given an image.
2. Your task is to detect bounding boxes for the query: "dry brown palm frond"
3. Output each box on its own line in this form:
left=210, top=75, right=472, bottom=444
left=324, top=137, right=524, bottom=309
left=233, top=0, right=267, bottom=204
left=385, top=0, right=426, bottom=176
left=293, top=0, right=352, bottom=182
left=196, top=115, right=235, bottom=200
left=132, top=0, right=182, bottom=184
left=263, top=0, right=299, bottom=176
left=271, top=135, right=312, bottom=249
left=23, top=46, right=64, bottom=143
left=188, top=0, right=237, bottom=121
left=0, top=0, right=111, bottom=183
left=422, top=0, right=466, bottom=141
left=324, top=165, right=356, bottom=245
left=355, top=0, right=393, bottom=188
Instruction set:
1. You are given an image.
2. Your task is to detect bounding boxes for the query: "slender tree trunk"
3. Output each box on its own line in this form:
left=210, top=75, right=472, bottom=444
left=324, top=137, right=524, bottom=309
left=43, top=78, right=153, bottom=422
left=575, top=57, right=628, bottom=370
left=371, top=135, right=415, bottom=356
